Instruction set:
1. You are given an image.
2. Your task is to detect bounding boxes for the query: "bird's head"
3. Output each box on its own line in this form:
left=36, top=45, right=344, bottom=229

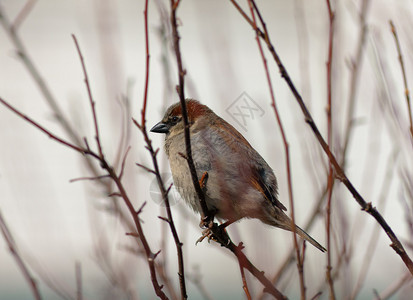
left=150, top=99, right=212, bottom=137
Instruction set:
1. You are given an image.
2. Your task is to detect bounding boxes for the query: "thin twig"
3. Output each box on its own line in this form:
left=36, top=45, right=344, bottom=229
left=136, top=163, right=157, bottom=174
left=389, top=20, right=413, bottom=141
left=325, top=1, right=336, bottom=299
left=119, top=146, right=132, bottom=180
left=72, top=34, right=104, bottom=158
left=238, top=261, right=252, bottom=299
left=350, top=150, right=398, bottom=300
left=135, top=1, right=186, bottom=299
left=12, top=0, right=37, bottom=30
left=0, top=210, right=42, bottom=300
left=69, top=175, right=111, bottom=183
left=75, top=262, right=82, bottom=300
left=342, top=0, right=371, bottom=160
left=375, top=272, right=412, bottom=300
left=0, top=98, right=86, bottom=154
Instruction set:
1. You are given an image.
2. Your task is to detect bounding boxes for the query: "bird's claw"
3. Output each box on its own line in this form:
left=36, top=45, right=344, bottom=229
left=196, top=222, right=231, bottom=246
left=196, top=227, right=217, bottom=245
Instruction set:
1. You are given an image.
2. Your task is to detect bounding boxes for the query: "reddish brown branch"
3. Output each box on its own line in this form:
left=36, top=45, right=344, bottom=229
left=135, top=1, right=186, bottom=299
left=236, top=243, right=252, bottom=300
left=0, top=98, right=86, bottom=154
left=0, top=210, right=42, bottom=300
left=325, top=0, right=336, bottom=299
left=72, top=34, right=104, bottom=158
left=229, top=0, right=413, bottom=277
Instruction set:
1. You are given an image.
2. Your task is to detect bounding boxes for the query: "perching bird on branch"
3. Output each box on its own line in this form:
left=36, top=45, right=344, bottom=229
left=151, top=99, right=326, bottom=252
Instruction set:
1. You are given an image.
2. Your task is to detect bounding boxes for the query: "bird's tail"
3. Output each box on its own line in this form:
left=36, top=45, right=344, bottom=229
left=265, top=210, right=327, bottom=252
left=266, top=213, right=326, bottom=252
left=293, top=224, right=327, bottom=252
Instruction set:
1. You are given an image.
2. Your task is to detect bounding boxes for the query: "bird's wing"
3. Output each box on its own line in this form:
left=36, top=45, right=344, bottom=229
left=200, top=117, right=287, bottom=212
left=250, top=166, right=287, bottom=211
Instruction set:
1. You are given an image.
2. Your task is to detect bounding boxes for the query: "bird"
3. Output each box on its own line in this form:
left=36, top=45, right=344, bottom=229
left=151, top=99, right=326, bottom=252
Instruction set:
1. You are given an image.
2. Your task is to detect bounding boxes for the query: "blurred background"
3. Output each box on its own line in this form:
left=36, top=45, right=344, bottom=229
left=1, top=0, right=413, bottom=299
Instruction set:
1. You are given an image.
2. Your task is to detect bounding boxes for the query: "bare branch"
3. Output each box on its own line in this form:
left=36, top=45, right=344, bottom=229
left=325, top=0, right=336, bottom=298
left=69, top=175, right=111, bottom=183
left=390, top=20, right=413, bottom=141
left=135, top=1, right=187, bottom=298
left=72, top=34, right=104, bottom=158
left=0, top=97, right=86, bottom=154
left=119, top=146, right=132, bottom=180
left=75, top=262, right=82, bottom=300
left=0, top=210, right=42, bottom=300
left=12, top=0, right=37, bottom=30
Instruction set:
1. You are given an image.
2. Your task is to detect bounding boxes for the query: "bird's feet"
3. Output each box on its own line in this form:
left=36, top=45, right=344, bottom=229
left=196, top=221, right=231, bottom=246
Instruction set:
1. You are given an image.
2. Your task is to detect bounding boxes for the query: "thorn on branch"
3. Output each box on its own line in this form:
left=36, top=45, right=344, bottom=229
left=132, top=117, right=141, bottom=129
left=166, top=182, right=174, bottom=195
left=108, top=192, right=121, bottom=197
left=158, top=216, right=170, bottom=224
left=69, top=174, right=110, bottom=183
left=154, top=249, right=161, bottom=259
left=126, top=232, right=139, bottom=238
left=136, top=163, right=156, bottom=174
left=136, top=201, right=147, bottom=215
left=83, top=137, right=91, bottom=152
left=362, top=202, right=373, bottom=212
left=148, top=250, right=161, bottom=263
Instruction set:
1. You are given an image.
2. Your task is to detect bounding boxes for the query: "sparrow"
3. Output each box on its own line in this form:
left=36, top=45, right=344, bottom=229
left=151, top=99, right=326, bottom=252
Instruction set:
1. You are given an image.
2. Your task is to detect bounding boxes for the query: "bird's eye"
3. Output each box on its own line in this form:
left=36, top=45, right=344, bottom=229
left=171, top=116, right=179, bottom=123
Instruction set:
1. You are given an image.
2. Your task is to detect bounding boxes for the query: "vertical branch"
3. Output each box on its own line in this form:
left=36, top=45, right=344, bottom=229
left=75, top=262, right=82, bottom=300
left=169, top=0, right=210, bottom=222
left=136, top=1, right=187, bottom=299
left=390, top=20, right=413, bottom=141
left=325, top=1, right=336, bottom=299
left=247, top=1, right=305, bottom=298
left=238, top=263, right=252, bottom=300
left=342, top=0, right=371, bottom=160
left=72, top=34, right=104, bottom=158
left=0, top=210, right=42, bottom=300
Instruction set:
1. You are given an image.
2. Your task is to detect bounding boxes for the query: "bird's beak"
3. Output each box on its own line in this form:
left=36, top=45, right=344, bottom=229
left=150, top=121, right=170, bottom=133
